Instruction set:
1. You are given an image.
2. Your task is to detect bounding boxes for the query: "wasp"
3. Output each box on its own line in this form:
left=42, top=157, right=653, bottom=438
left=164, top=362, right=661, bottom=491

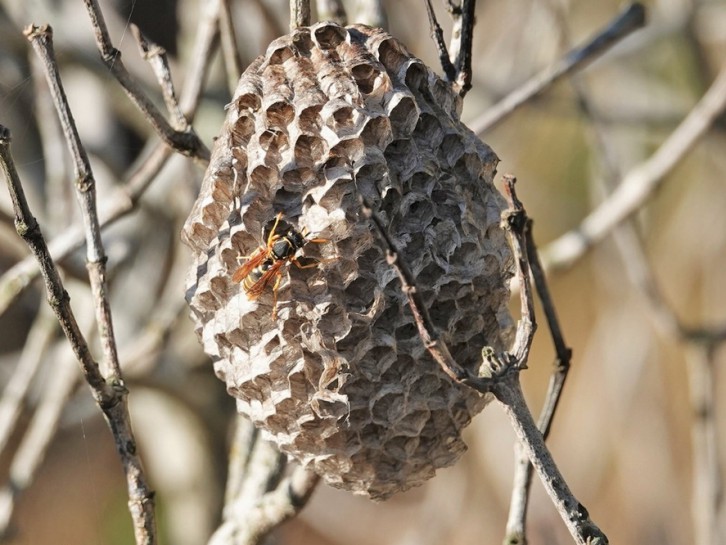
left=232, top=213, right=331, bottom=318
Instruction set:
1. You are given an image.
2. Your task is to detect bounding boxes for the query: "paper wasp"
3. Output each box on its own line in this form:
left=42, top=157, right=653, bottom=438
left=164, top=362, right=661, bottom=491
left=232, top=213, right=331, bottom=318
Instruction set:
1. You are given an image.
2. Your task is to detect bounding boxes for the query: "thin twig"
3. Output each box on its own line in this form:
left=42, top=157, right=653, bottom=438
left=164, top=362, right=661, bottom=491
left=469, top=3, right=646, bottom=134
left=424, top=0, right=456, bottom=82
left=290, top=0, right=311, bottom=29
left=25, top=24, right=122, bottom=379
left=541, top=59, right=726, bottom=273
left=358, top=194, right=475, bottom=386
left=359, top=173, right=607, bottom=544
left=131, top=25, right=189, bottom=131
left=0, top=124, right=157, bottom=545
left=450, top=0, right=476, bottom=96
left=81, top=0, right=210, bottom=161
left=504, top=219, right=573, bottom=544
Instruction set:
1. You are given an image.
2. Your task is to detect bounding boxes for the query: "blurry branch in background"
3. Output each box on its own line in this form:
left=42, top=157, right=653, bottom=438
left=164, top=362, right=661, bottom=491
left=540, top=62, right=726, bottom=273
left=541, top=2, right=726, bottom=543
left=219, top=0, right=244, bottom=95
left=361, top=177, right=608, bottom=545
left=0, top=334, right=80, bottom=537
left=353, top=0, right=387, bottom=29
left=81, top=0, right=210, bottom=162
left=470, top=2, right=646, bottom=135
left=316, top=0, right=347, bottom=25
left=209, top=419, right=320, bottom=545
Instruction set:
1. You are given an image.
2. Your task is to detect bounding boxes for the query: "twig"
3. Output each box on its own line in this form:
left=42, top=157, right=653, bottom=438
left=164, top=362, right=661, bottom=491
left=449, top=0, right=476, bottom=96
left=357, top=194, right=476, bottom=386
left=469, top=3, right=646, bottom=134
left=81, top=0, right=210, bottom=161
left=504, top=217, right=573, bottom=545
left=290, top=0, right=311, bottom=29
left=0, top=0, right=219, bottom=318
left=359, top=173, right=607, bottom=544
left=541, top=59, right=726, bottom=273
left=131, top=25, right=189, bottom=131
left=25, top=24, right=122, bottom=379
left=424, top=0, right=456, bottom=82
left=0, top=124, right=157, bottom=545
left=315, top=0, right=347, bottom=25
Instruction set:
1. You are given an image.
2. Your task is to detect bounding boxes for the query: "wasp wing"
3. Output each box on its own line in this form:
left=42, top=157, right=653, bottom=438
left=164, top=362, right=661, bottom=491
left=244, top=260, right=284, bottom=299
left=231, top=247, right=268, bottom=283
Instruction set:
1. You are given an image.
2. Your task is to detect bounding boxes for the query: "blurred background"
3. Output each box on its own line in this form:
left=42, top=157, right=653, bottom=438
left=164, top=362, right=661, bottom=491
left=0, top=0, right=725, bottom=544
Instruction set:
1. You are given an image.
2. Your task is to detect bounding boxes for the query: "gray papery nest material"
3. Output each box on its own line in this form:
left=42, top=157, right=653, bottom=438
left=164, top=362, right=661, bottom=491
left=182, top=22, right=513, bottom=500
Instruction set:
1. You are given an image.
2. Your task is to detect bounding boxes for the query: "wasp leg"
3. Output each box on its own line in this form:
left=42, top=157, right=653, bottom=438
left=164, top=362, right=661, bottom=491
left=292, top=256, right=338, bottom=269
left=266, top=212, right=284, bottom=246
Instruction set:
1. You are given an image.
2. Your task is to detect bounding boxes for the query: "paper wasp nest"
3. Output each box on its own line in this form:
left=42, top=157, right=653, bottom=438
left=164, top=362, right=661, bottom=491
left=182, top=22, right=513, bottom=500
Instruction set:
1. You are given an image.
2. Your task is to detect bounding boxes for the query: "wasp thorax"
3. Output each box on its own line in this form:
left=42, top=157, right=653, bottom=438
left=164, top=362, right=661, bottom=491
left=182, top=22, right=514, bottom=500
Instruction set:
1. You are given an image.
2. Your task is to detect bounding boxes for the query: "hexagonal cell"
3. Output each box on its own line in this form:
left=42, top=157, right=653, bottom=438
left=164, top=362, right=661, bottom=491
left=313, top=23, right=347, bottom=49
left=351, top=63, right=381, bottom=94
left=294, top=134, right=327, bottom=168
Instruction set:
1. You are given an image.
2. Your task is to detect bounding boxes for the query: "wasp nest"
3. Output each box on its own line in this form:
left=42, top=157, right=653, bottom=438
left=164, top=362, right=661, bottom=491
left=182, top=22, right=513, bottom=500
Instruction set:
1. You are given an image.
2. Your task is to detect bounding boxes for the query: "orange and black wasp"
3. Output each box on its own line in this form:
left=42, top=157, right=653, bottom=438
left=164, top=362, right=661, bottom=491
left=232, top=213, right=331, bottom=318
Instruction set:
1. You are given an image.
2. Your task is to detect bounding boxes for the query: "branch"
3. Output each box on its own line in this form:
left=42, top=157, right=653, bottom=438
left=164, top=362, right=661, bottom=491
left=424, top=0, right=456, bottom=82
left=469, top=3, right=646, bottom=134
left=1, top=123, right=157, bottom=545
left=290, top=0, right=311, bottom=29
left=209, top=427, right=319, bottom=545
left=541, top=59, right=726, bottom=273
left=81, top=0, right=210, bottom=161
left=449, top=0, right=476, bottom=96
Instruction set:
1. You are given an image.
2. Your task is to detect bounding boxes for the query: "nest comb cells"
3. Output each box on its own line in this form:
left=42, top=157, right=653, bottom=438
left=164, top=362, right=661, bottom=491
left=182, top=21, right=514, bottom=500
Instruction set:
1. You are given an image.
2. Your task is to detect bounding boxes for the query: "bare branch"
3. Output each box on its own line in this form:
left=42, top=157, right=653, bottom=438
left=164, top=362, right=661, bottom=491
left=424, top=0, right=456, bottom=82
left=542, top=59, right=726, bottom=273
left=81, top=0, right=210, bottom=161
left=469, top=3, right=646, bottom=134
left=131, top=25, right=189, bottom=131
left=290, top=0, right=312, bottom=29
left=1, top=123, right=157, bottom=545
left=450, top=0, right=476, bottom=96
